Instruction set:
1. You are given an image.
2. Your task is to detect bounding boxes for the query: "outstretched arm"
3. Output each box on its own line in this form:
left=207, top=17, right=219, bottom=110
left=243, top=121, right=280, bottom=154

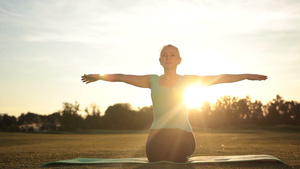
left=187, top=74, right=267, bottom=86
left=81, top=74, right=150, bottom=88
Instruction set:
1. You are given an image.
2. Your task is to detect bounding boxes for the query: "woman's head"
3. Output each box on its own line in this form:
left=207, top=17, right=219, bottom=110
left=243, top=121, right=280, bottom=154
left=159, top=44, right=182, bottom=68
left=160, top=44, right=181, bottom=59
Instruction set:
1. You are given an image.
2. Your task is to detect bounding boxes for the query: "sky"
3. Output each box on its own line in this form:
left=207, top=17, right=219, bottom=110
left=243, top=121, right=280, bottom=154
left=1, top=0, right=300, bottom=117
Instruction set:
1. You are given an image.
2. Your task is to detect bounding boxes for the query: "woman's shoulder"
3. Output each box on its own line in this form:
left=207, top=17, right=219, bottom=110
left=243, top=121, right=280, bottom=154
left=148, top=74, right=158, bottom=79
left=148, top=74, right=160, bottom=82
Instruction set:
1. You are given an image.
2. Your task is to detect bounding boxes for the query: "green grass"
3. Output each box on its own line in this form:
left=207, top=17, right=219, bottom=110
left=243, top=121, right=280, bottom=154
left=0, top=127, right=299, bottom=169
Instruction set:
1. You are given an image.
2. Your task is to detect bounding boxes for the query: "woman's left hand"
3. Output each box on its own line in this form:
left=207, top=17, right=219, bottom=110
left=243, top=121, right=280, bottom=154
left=81, top=74, right=101, bottom=84
left=247, top=74, right=268, bottom=81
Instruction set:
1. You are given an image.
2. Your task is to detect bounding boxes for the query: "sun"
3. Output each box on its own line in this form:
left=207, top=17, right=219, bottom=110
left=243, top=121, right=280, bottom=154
left=184, top=85, right=207, bottom=108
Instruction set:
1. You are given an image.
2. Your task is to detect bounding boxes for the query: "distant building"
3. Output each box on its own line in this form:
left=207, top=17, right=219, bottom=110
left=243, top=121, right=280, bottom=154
left=19, top=123, right=61, bottom=132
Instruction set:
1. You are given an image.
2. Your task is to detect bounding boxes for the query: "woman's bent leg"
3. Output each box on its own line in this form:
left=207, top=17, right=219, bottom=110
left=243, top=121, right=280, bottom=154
left=146, top=129, right=196, bottom=163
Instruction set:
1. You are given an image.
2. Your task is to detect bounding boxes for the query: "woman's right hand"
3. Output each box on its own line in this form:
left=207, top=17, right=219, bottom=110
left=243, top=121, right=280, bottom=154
left=81, top=74, right=101, bottom=84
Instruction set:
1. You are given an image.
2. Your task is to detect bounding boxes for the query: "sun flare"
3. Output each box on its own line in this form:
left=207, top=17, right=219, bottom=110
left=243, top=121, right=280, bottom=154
left=184, top=85, right=207, bottom=108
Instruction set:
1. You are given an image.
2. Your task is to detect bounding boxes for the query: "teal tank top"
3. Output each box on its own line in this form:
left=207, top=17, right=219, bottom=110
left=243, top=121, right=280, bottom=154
left=150, top=75, right=193, bottom=132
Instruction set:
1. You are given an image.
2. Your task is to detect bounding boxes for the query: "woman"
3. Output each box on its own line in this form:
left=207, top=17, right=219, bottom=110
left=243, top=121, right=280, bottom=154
left=81, top=44, right=267, bottom=162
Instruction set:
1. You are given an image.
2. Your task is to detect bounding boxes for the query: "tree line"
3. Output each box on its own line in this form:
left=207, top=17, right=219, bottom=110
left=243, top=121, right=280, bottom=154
left=1, top=95, right=299, bottom=132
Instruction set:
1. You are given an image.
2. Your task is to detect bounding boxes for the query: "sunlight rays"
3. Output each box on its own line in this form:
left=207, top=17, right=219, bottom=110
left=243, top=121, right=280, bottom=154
left=184, top=85, right=206, bottom=108
left=184, top=84, right=222, bottom=109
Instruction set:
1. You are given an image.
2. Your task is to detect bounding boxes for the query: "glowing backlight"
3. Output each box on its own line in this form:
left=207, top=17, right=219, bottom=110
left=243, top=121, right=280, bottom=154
left=184, top=85, right=206, bottom=108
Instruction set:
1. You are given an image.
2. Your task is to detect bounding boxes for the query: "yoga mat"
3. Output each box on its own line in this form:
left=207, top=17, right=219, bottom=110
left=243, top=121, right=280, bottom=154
left=42, top=154, right=285, bottom=166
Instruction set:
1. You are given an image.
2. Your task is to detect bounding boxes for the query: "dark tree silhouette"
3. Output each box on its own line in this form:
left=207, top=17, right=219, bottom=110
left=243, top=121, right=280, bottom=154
left=40, top=112, right=61, bottom=131
left=0, top=114, right=18, bottom=131
left=2, top=94, right=300, bottom=132
left=60, top=102, right=84, bottom=131
left=18, top=112, right=40, bottom=125
left=248, top=100, right=264, bottom=124
left=84, top=104, right=102, bottom=129
left=102, top=103, right=135, bottom=129
left=232, top=96, right=251, bottom=125
left=292, top=101, right=300, bottom=125
left=101, top=103, right=153, bottom=130
left=134, top=106, right=153, bottom=129
left=264, top=95, right=286, bottom=125
left=212, top=96, right=241, bottom=127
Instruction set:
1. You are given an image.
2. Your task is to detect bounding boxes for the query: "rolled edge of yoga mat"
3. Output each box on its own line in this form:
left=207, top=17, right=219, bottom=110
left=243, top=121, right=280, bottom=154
left=42, top=154, right=286, bottom=166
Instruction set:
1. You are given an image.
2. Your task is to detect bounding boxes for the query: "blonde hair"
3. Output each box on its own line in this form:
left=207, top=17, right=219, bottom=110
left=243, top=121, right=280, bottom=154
left=160, top=44, right=181, bottom=58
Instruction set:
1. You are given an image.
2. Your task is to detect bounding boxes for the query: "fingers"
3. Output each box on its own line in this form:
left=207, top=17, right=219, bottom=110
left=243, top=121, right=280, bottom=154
left=261, top=75, right=268, bottom=80
left=247, top=74, right=267, bottom=81
left=81, top=74, right=98, bottom=84
left=81, top=74, right=91, bottom=84
left=252, top=74, right=268, bottom=81
left=257, top=75, right=267, bottom=80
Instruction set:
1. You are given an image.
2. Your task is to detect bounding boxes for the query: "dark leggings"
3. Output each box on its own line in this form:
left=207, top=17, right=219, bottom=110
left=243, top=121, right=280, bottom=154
left=146, top=128, right=196, bottom=163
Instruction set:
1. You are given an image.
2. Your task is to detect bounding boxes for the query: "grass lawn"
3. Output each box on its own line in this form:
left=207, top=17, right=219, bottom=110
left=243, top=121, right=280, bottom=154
left=0, top=126, right=299, bottom=169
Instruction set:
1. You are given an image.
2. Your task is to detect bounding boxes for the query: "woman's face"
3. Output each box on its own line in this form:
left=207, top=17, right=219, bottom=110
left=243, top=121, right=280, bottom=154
left=159, top=46, right=181, bottom=69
